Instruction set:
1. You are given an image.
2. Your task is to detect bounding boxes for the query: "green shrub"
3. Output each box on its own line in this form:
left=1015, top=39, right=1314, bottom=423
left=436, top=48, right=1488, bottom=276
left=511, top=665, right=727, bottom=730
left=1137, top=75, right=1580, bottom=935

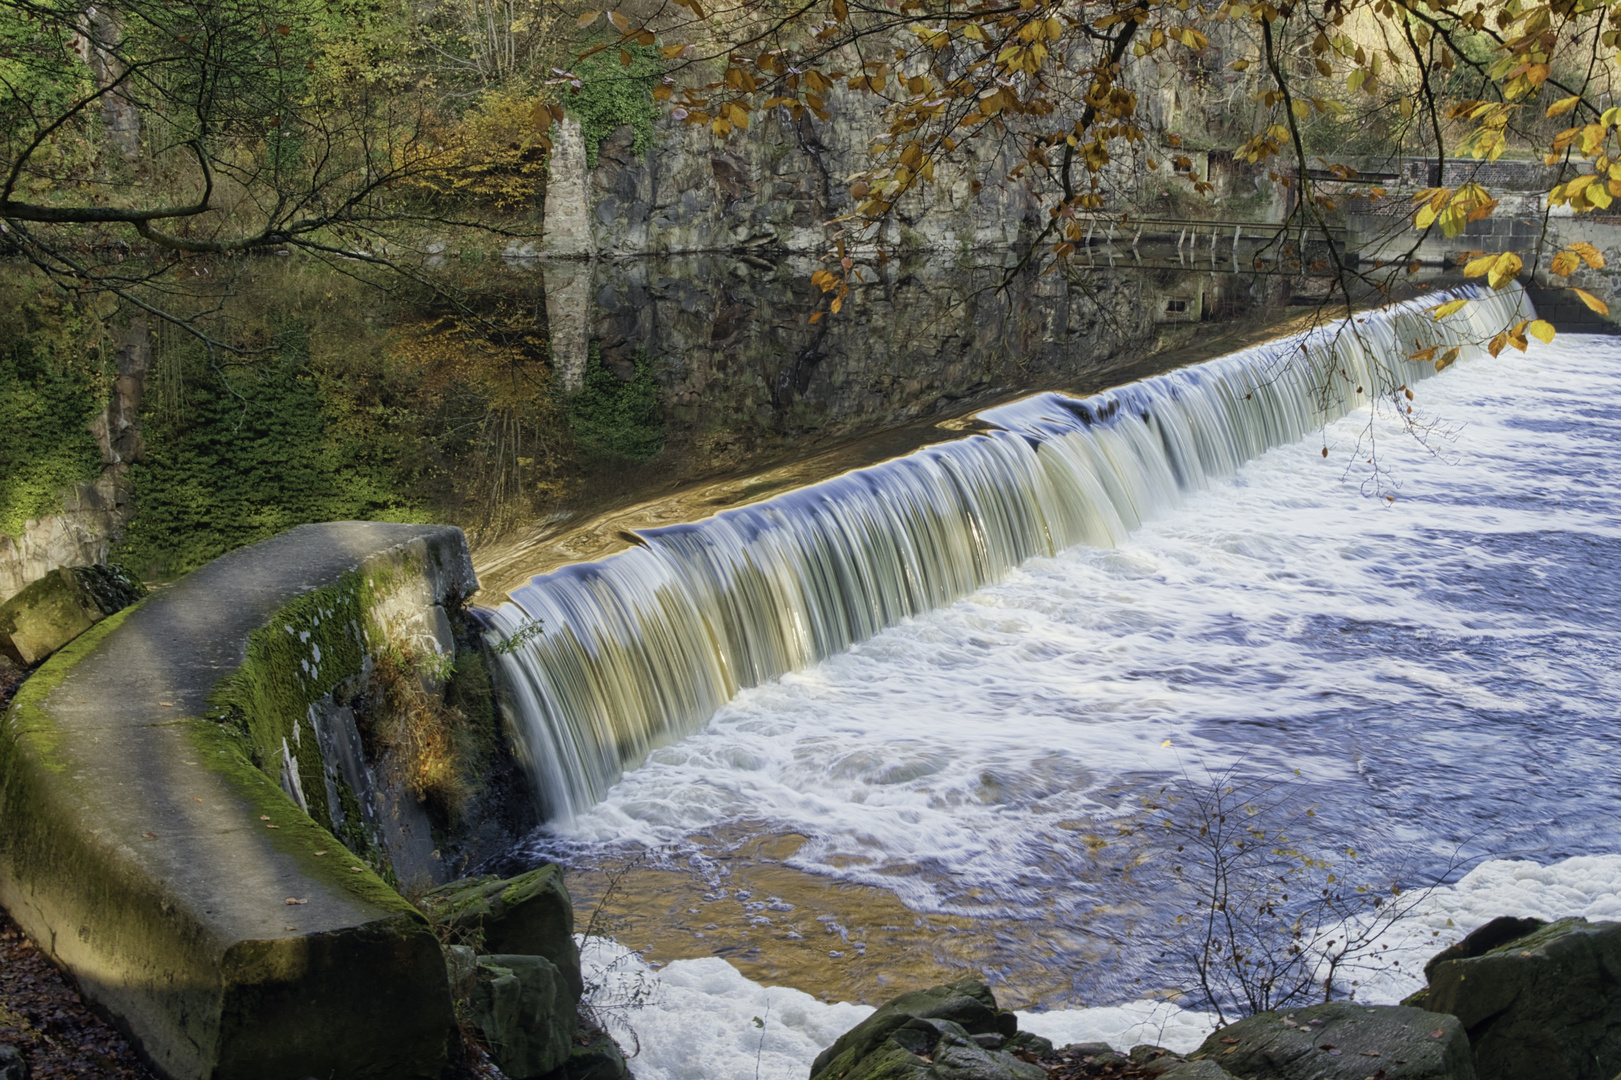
left=0, top=300, right=106, bottom=538
left=118, top=324, right=422, bottom=577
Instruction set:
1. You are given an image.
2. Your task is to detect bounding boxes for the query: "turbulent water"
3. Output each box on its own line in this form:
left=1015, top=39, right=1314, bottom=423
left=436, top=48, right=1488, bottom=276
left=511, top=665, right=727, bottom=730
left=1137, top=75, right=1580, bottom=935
left=483, top=292, right=1621, bottom=1073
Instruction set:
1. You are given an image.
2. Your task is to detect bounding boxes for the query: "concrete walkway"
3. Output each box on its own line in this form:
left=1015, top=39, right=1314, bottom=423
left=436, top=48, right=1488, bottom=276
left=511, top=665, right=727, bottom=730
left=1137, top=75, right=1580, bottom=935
left=0, top=522, right=472, bottom=1080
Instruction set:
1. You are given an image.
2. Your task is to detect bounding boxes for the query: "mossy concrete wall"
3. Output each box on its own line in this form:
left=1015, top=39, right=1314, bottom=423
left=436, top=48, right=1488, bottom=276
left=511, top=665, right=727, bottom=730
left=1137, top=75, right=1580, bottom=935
left=0, top=522, right=476, bottom=1080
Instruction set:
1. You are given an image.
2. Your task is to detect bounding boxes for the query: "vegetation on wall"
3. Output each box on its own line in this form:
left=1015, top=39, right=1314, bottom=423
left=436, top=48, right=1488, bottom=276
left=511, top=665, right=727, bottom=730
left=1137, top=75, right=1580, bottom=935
left=0, top=287, right=108, bottom=539
left=569, top=42, right=664, bottom=168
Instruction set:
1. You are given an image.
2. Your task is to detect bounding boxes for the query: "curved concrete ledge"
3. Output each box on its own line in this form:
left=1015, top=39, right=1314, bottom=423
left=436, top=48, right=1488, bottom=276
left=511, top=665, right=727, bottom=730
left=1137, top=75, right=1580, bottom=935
left=0, top=523, right=474, bottom=1080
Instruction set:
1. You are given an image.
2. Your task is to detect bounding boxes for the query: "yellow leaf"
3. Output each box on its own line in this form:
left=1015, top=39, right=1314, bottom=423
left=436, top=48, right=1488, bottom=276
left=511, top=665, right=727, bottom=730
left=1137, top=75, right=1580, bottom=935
left=1573, top=287, right=1611, bottom=314
left=1431, top=298, right=1469, bottom=320
left=1547, top=95, right=1581, bottom=118
left=1571, top=241, right=1606, bottom=269
left=1551, top=250, right=1580, bottom=275
left=1487, top=251, right=1523, bottom=290
left=1230, top=59, right=1250, bottom=71
left=1462, top=254, right=1496, bottom=278
left=1528, top=319, right=1556, bottom=343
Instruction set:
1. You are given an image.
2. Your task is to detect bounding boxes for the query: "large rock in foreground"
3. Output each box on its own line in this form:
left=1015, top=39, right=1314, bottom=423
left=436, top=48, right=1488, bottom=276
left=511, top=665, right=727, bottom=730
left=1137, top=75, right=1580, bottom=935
left=420, top=865, right=583, bottom=998
left=1191, top=1002, right=1476, bottom=1080
left=0, top=565, right=143, bottom=666
left=809, top=979, right=1045, bottom=1080
left=1407, top=916, right=1621, bottom=1080
left=470, top=954, right=576, bottom=1079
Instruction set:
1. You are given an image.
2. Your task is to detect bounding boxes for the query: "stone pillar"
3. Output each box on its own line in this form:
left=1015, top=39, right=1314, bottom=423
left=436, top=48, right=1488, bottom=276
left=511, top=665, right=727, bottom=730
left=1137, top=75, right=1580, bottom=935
left=543, top=118, right=594, bottom=257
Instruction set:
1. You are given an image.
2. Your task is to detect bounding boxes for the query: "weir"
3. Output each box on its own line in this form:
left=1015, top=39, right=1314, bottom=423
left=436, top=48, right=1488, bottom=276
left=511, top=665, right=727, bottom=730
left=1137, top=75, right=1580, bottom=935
left=485, top=285, right=1531, bottom=821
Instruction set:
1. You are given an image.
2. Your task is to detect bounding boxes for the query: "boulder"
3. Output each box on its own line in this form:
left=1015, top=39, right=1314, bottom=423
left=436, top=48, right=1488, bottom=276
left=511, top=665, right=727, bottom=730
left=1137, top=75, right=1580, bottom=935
left=550, top=1025, right=634, bottom=1080
left=810, top=979, right=1019, bottom=1080
left=809, top=981, right=1037, bottom=1080
left=1407, top=916, right=1621, bottom=1080
left=1191, top=1001, right=1475, bottom=1080
left=420, top=866, right=583, bottom=998
left=0, top=565, right=143, bottom=666
left=0, top=1043, right=26, bottom=1080
left=469, top=954, right=576, bottom=1080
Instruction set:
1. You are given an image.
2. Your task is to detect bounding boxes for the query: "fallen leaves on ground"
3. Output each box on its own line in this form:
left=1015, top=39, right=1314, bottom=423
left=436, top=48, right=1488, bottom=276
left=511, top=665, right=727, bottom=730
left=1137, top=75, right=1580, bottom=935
left=0, top=911, right=156, bottom=1080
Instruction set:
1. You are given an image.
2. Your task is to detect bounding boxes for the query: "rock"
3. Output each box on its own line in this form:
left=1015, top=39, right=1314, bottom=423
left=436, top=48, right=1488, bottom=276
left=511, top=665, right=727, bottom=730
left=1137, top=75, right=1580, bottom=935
left=809, top=979, right=1018, bottom=1080
left=0, top=564, right=143, bottom=665
left=470, top=954, right=576, bottom=1080
left=1408, top=916, right=1621, bottom=1080
left=1192, top=1002, right=1475, bottom=1080
left=0, top=1043, right=27, bottom=1080
left=809, top=982, right=1040, bottom=1080
left=1157, top=1062, right=1240, bottom=1080
left=547, top=1025, right=632, bottom=1080
left=420, top=866, right=583, bottom=998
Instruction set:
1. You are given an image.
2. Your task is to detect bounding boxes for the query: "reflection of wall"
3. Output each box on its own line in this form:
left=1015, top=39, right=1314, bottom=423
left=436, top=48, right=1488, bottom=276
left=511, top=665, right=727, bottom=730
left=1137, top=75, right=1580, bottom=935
left=554, top=256, right=1294, bottom=482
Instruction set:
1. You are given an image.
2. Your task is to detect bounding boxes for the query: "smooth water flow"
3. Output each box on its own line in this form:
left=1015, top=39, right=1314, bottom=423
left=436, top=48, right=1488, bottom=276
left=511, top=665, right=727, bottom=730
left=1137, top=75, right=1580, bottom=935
left=486, top=286, right=1530, bottom=820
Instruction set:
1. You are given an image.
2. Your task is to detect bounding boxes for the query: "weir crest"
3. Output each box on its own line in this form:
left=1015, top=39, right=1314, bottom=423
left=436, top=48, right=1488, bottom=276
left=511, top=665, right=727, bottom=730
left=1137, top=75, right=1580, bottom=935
left=484, top=284, right=1531, bottom=822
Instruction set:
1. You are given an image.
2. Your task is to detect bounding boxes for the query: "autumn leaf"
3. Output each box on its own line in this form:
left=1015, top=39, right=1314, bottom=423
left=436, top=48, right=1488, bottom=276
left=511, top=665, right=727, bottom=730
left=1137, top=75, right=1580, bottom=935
left=1547, top=95, right=1581, bottom=118
left=1487, top=252, right=1523, bottom=289
left=1572, top=288, right=1611, bottom=314
left=1462, top=254, right=1496, bottom=278
left=1570, top=241, right=1606, bottom=269
left=1528, top=319, right=1556, bottom=343
left=1551, top=250, right=1581, bottom=276
left=576, top=9, right=600, bottom=27
left=1430, top=298, right=1470, bottom=320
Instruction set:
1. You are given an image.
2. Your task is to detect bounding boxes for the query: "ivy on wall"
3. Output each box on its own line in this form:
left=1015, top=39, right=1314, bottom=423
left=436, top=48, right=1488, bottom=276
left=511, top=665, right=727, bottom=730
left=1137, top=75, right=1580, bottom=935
left=569, top=42, right=663, bottom=168
left=0, top=294, right=106, bottom=539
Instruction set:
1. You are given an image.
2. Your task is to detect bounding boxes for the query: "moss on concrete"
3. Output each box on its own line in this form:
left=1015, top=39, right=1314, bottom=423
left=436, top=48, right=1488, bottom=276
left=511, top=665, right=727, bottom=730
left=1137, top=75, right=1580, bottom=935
left=4, top=606, right=137, bottom=770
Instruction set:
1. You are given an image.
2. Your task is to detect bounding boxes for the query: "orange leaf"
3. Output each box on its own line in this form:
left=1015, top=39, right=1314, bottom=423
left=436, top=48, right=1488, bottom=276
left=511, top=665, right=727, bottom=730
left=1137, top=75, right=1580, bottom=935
left=1572, top=287, right=1610, bottom=315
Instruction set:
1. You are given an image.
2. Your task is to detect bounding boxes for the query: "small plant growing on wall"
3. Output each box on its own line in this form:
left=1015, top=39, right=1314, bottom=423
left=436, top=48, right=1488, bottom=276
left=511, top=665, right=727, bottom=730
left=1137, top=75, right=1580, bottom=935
left=363, top=643, right=473, bottom=822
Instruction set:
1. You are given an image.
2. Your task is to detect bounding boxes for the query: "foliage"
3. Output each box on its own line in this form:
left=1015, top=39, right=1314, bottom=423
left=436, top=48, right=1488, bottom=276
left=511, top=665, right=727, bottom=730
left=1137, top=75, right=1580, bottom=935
left=569, top=41, right=664, bottom=167
left=117, top=322, right=422, bottom=578
left=1147, top=766, right=1455, bottom=1024
left=0, top=287, right=108, bottom=538
left=366, top=643, right=472, bottom=821
left=568, top=346, right=665, bottom=462
left=413, top=85, right=559, bottom=209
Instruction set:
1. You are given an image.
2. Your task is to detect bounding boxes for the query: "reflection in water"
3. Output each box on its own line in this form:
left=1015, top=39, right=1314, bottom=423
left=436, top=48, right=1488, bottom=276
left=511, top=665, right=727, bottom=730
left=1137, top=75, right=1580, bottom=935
left=477, top=254, right=1321, bottom=590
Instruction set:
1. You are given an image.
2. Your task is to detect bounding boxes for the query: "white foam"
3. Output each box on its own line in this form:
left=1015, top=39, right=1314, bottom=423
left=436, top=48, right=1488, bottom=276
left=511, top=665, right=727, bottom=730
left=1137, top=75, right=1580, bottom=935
left=584, top=853, right=1621, bottom=1078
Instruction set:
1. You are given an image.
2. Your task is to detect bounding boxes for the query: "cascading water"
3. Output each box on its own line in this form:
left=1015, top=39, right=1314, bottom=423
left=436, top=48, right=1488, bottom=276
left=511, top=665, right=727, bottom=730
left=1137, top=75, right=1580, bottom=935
left=485, top=285, right=1531, bottom=820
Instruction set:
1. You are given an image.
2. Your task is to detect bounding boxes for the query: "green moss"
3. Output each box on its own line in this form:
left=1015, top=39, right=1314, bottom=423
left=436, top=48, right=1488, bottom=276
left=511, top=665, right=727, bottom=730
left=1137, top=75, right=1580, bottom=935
left=186, top=721, right=416, bottom=915
left=3, top=606, right=138, bottom=769
left=207, top=573, right=382, bottom=829
left=570, top=42, right=663, bottom=168
left=567, top=346, right=664, bottom=461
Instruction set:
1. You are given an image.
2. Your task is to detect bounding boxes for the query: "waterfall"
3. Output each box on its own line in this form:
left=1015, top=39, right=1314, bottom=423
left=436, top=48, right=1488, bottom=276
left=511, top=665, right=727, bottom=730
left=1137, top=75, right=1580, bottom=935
left=486, top=285, right=1531, bottom=822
